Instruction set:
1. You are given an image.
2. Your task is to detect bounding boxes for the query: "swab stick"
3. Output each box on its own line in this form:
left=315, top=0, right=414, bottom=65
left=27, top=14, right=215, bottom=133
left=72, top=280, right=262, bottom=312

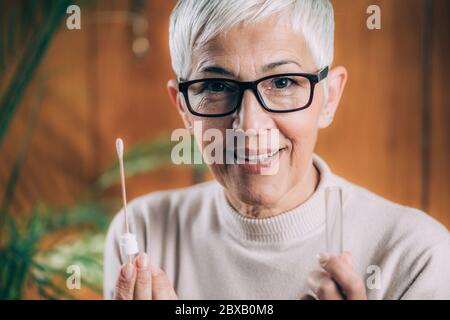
left=116, top=138, right=139, bottom=264
left=116, top=138, right=130, bottom=233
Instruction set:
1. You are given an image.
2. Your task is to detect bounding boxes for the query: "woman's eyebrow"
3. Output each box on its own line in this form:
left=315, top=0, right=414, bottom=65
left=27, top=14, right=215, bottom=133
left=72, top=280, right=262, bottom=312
left=197, top=60, right=302, bottom=78
left=262, top=60, right=303, bottom=72
left=199, top=66, right=235, bottom=77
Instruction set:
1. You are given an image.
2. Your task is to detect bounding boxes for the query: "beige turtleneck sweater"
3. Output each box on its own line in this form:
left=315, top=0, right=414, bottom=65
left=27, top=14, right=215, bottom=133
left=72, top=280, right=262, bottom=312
left=103, top=154, right=450, bottom=300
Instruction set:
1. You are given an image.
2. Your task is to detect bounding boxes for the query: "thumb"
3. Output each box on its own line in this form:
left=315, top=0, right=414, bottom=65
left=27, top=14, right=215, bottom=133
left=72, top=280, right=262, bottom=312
left=114, top=263, right=136, bottom=300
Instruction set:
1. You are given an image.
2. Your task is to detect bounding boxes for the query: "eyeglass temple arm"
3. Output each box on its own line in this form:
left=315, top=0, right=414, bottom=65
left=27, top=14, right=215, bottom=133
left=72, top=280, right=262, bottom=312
left=317, top=66, right=329, bottom=82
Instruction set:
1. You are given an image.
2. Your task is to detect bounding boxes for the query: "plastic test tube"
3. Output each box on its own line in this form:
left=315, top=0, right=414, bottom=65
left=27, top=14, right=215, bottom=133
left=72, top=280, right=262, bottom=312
left=325, top=186, right=343, bottom=255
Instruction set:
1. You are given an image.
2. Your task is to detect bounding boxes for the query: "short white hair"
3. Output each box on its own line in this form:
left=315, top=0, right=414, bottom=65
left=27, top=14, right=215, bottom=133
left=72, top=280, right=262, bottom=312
left=169, top=0, right=334, bottom=80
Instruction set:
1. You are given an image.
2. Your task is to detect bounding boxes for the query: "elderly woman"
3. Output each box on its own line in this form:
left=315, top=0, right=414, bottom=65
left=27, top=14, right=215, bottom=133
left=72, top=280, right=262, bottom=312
left=104, top=0, right=450, bottom=300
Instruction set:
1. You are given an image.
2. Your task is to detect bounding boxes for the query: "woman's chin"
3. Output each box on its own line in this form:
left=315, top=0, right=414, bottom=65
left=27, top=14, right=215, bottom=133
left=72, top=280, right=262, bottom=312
left=234, top=185, right=285, bottom=208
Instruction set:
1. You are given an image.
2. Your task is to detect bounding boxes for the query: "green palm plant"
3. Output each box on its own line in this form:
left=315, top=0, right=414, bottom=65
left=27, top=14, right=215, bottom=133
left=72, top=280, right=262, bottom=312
left=0, top=0, right=71, bottom=146
left=0, top=1, right=109, bottom=299
left=0, top=202, right=111, bottom=299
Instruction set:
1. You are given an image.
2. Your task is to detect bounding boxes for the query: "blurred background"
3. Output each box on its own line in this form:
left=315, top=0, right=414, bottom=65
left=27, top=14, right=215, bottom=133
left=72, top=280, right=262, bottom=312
left=0, top=0, right=449, bottom=299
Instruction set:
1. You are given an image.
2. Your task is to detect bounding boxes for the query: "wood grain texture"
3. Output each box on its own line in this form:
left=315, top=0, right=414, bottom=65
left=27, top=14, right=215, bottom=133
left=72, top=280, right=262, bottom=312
left=429, top=0, right=450, bottom=227
left=317, top=0, right=424, bottom=210
left=92, top=0, right=192, bottom=200
left=0, top=20, right=91, bottom=214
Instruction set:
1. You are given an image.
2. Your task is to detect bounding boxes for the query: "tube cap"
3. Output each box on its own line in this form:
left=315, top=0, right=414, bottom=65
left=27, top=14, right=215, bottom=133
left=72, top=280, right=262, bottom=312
left=119, top=232, right=139, bottom=256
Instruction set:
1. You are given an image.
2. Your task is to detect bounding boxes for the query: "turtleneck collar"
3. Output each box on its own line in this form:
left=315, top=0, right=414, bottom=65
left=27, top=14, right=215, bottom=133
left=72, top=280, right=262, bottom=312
left=216, top=153, right=340, bottom=243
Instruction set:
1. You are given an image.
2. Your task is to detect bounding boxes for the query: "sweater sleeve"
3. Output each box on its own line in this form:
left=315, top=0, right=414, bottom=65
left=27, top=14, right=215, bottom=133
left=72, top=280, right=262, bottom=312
left=400, top=239, right=450, bottom=300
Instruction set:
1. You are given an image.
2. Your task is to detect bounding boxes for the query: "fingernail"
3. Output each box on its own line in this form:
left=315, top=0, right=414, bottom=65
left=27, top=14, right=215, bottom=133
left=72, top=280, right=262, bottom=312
left=136, top=253, right=149, bottom=269
left=123, top=263, right=135, bottom=280
left=307, top=275, right=320, bottom=293
left=317, top=252, right=330, bottom=267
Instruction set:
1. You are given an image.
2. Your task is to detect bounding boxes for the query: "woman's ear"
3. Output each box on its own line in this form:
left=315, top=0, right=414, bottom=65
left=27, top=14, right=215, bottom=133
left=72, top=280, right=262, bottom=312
left=167, top=79, right=194, bottom=132
left=318, top=66, right=348, bottom=129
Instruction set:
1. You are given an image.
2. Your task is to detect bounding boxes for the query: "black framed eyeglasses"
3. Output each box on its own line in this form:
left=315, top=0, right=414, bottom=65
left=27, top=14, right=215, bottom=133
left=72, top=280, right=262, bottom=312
left=178, top=66, right=329, bottom=117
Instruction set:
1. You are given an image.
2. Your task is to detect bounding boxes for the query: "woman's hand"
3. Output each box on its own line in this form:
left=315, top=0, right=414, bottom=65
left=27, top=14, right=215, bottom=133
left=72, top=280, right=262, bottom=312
left=114, top=253, right=178, bottom=300
left=305, top=251, right=367, bottom=300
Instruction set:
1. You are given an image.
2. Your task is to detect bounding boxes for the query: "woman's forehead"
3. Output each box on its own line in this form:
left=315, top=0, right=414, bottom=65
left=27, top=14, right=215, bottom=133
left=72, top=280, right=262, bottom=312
left=196, top=17, right=308, bottom=54
left=191, top=22, right=315, bottom=76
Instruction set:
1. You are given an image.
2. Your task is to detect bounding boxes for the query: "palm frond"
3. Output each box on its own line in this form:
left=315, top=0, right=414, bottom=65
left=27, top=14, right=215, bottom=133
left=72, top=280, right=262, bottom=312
left=96, top=134, right=207, bottom=190
left=0, top=0, right=70, bottom=146
left=0, top=200, right=110, bottom=299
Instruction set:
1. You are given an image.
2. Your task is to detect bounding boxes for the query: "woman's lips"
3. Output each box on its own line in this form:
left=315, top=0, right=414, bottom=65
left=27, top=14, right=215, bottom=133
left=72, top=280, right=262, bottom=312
left=235, top=149, right=280, bottom=162
left=234, top=148, right=285, bottom=174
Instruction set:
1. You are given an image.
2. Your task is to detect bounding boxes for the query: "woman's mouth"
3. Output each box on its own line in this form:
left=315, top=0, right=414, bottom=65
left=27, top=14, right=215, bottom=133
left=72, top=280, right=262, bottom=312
left=235, top=149, right=280, bottom=163
left=234, top=148, right=285, bottom=175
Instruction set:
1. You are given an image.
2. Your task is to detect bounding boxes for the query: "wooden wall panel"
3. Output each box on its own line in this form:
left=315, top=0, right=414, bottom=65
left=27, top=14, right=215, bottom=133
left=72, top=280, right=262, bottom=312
left=429, top=0, right=450, bottom=227
left=0, top=22, right=91, bottom=214
left=317, top=0, right=424, bottom=210
left=91, top=0, right=192, bottom=199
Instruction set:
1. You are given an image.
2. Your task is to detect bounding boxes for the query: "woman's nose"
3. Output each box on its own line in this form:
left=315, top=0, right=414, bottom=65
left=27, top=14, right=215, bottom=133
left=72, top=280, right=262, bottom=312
left=233, top=90, right=275, bottom=132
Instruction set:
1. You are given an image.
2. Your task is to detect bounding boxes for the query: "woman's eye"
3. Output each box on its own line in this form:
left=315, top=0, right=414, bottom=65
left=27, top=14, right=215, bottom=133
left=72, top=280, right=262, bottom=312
left=272, top=78, right=294, bottom=89
left=200, top=81, right=230, bottom=93
left=194, top=81, right=229, bottom=95
left=209, top=82, right=225, bottom=92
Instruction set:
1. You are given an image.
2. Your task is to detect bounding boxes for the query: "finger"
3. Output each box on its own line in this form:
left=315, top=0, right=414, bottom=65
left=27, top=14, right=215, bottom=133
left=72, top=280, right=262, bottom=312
left=319, top=253, right=367, bottom=300
left=152, top=268, right=178, bottom=300
left=134, top=253, right=152, bottom=300
left=114, top=262, right=136, bottom=300
left=307, top=271, right=344, bottom=300
left=342, top=251, right=353, bottom=267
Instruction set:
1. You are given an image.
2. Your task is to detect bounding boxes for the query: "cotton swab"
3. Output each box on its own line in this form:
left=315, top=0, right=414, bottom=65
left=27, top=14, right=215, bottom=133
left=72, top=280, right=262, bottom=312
left=116, top=138, right=139, bottom=264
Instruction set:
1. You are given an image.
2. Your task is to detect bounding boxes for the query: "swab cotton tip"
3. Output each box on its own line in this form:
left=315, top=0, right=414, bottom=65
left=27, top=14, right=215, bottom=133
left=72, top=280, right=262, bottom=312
left=120, top=233, right=139, bottom=256
left=116, top=138, right=124, bottom=159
